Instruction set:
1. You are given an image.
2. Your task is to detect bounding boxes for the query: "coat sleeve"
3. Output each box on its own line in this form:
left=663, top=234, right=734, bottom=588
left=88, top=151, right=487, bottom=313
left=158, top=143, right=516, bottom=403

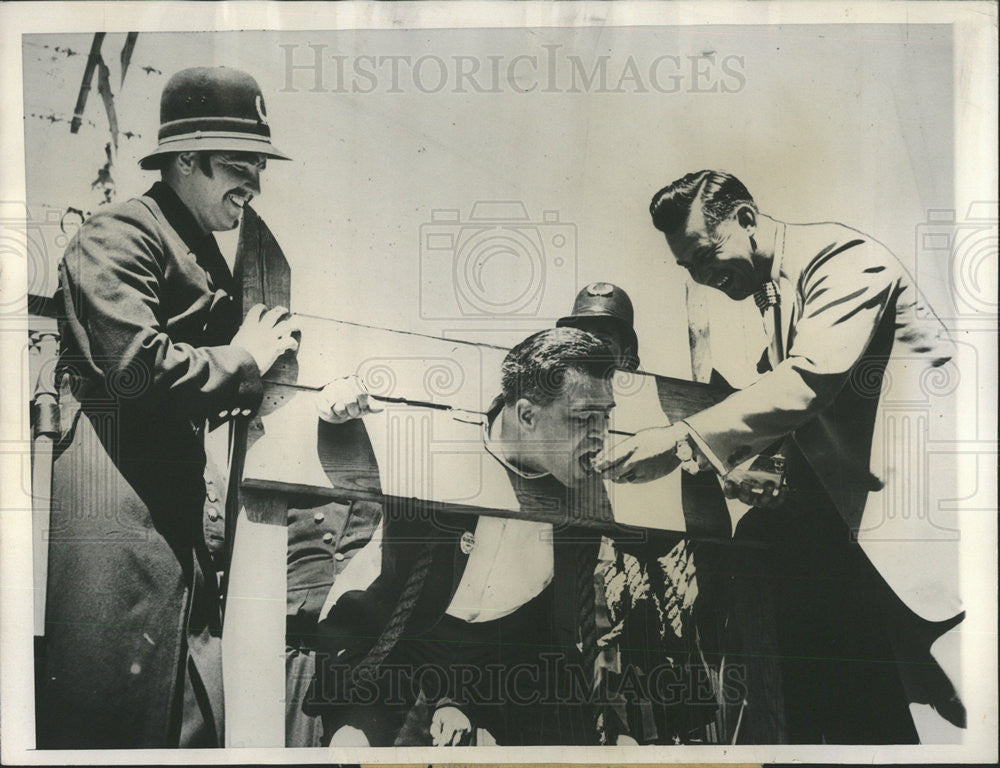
left=59, top=206, right=262, bottom=420
left=684, top=238, right=906, bottom=473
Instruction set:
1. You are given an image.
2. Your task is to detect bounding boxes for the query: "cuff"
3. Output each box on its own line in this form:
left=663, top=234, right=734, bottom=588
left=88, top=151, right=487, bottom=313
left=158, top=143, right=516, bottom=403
left=680, top=420, right=729, bottom=476
left=208, top=345, right=264, bottom=428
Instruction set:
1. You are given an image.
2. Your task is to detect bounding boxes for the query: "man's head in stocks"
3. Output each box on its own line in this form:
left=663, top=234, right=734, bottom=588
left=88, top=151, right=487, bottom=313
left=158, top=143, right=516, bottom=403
left=139, top=67, right=291, bottom=233
left=496, top=327, right=617, bottom=488
left=556, top=282, right=640, bottom=372
left=650, top=170, right=775, bottom=301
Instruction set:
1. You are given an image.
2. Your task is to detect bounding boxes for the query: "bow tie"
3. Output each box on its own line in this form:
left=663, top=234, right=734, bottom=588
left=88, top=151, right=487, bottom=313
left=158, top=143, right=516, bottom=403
left=753, top=281, right=780, bottom=313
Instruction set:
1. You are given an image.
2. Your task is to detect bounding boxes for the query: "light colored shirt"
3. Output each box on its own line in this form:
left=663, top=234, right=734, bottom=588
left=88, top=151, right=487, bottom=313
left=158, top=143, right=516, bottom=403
left=684, top=222, right=786, bottom=476
left=445, top=410, right=554, bottom=623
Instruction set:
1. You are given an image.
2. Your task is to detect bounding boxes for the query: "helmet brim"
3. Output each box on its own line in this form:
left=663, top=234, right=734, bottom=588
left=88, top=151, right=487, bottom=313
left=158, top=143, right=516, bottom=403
left=139, top=135, right=292, bottom=170
left=556, top=314, right=639, bottom=363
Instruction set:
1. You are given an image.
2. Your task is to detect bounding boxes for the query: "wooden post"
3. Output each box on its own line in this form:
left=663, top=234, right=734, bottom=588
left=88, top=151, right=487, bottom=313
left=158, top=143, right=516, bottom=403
left=221, top=490, right=288, bottom=747
left=222, top=206, right=293, bottom=747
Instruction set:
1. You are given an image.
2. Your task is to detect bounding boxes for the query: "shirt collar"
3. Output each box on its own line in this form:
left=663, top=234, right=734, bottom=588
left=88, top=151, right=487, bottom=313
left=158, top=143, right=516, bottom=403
left=482, top=402, right=551, bottom=480
left=145, top=181, right=208, bottom=253
left=146, top=181, right=234, bottom=288
left=771, top=220, right=787, bottom=283
left=752, top=221, right=787, bottom=314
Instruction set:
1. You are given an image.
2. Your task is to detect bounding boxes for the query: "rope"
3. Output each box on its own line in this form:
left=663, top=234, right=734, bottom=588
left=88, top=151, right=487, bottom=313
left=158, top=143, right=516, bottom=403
left=352, top=541, right=435, bottom=682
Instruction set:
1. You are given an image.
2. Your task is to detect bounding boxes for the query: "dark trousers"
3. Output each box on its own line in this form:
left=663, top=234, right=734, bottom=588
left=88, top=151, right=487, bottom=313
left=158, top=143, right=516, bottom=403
left=335, top=588, right=598, bottom=746
left=732, top=456, right=918, bottom=744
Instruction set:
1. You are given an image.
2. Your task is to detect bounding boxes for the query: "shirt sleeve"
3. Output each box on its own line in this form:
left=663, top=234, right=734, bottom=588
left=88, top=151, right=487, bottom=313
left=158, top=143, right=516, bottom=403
left=683, top=238, right=902, bottom=473
left=58, top=206, right=262, bottom=420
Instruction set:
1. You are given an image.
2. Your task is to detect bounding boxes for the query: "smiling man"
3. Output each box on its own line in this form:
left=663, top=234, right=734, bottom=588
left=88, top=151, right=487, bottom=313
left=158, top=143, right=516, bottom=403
left=595, top=170, right=962, bottom=743
left=37, top=67, right=304, bottom=749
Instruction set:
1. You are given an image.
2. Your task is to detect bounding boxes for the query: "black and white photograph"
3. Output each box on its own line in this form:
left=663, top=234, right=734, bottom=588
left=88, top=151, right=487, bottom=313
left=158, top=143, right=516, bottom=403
left=0, top=2, right=996, bottom=765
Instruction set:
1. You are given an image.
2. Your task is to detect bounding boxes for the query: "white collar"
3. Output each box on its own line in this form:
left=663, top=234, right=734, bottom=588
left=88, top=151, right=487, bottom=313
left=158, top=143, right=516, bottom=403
left=482, top=409, right=551, bottom=480
left=771, top=220, right=787, bottom=283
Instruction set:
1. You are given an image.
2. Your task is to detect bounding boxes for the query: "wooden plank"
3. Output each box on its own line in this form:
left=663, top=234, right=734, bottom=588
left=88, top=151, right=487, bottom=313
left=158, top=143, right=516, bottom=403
left=261, top=313, right=731, bottom=424
left=224, top=206, right=293, bottom=749
left=225, top=203, right=293, bottom=566
left=221, top=490, right=288, bottom=748
left=242, top=324, right=735, bottom=539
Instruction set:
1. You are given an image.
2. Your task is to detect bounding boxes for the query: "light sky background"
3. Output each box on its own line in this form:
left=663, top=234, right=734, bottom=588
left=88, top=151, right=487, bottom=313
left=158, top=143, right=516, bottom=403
left=22, top=25, right=953, bottom=383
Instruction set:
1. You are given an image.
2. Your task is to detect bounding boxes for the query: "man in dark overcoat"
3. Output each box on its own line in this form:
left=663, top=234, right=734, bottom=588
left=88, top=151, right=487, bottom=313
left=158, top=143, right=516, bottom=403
left=37, top=67, right=302, bottom=748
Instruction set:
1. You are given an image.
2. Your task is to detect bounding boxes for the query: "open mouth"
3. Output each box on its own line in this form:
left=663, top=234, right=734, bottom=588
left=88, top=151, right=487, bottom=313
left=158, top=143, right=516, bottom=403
left=226, top=191, right=252, bottom=210
left=579, top=450, right=599, bottom=475
left=712, top=273, right=731, bottom=291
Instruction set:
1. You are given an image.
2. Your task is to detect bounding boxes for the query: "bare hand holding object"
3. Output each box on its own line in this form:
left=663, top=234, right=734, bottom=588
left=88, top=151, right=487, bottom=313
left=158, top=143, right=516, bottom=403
left=316, top=375, right=384, bottom=424
left=593, top=424, right=692, bottom=483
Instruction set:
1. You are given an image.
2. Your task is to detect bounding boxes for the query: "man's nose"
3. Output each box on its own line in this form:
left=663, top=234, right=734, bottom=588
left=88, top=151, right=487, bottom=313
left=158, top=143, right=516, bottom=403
left=588, top=415, right=609, bottom=439
left=245, top=170, right=261, bottom=195
left=236, top=166, right=262, bottom=195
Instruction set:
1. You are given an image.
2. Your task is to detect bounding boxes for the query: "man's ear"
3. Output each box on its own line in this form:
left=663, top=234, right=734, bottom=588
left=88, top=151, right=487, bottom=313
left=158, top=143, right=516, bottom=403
left=175, top=152, right=198, bottom=176
left=515, top=398, right=537, bottom=431
left=736, top=204, right=757, bottom=234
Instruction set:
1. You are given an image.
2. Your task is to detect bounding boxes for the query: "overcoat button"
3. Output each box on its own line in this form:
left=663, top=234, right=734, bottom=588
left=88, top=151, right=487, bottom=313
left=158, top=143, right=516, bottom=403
left=207, top=508, right=220, bottom=522
left=322, top=532, right=334, bottom=544
left=313, top=512, right=325, bottom=523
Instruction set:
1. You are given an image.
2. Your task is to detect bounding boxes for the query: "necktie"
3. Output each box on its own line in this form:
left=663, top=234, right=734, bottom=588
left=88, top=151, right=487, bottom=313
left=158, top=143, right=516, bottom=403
left=754, top=281, right=783, bottom=370
left=753, top=280, right=780, bottom=312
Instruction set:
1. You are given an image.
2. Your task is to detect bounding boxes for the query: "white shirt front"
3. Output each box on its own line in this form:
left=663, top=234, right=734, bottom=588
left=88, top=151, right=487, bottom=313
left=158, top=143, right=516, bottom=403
left=445, top=411, right=555, bottom=623
left=445, top=514, right=554, bottom=623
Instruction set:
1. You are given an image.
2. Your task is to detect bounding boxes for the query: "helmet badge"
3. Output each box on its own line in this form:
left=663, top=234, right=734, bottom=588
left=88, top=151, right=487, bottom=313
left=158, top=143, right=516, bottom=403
left=586, top=282, right=614, bottom=297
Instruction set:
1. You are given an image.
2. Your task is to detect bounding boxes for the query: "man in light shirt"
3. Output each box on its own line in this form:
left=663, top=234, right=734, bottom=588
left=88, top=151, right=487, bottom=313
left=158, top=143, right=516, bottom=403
left=309, top=327, right=617, bottom=746
left=595, top=170, right=962, bottom=743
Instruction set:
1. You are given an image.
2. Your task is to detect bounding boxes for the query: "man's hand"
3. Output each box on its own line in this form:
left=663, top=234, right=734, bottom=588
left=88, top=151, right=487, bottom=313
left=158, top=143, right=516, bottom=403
left=328, top=724, right=370, bottom=747
left=593, top=424, right=692, bottom=483
left=231, top=304, right=300, bottom=375
left=430, top=705, right=472, bottom=746
left=316, top=375, right=384, bottom=424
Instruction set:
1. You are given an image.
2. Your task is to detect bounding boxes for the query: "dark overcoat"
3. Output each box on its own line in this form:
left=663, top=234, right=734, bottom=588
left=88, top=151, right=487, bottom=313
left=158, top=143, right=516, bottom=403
left=37, top=182, right=263, bottom=748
